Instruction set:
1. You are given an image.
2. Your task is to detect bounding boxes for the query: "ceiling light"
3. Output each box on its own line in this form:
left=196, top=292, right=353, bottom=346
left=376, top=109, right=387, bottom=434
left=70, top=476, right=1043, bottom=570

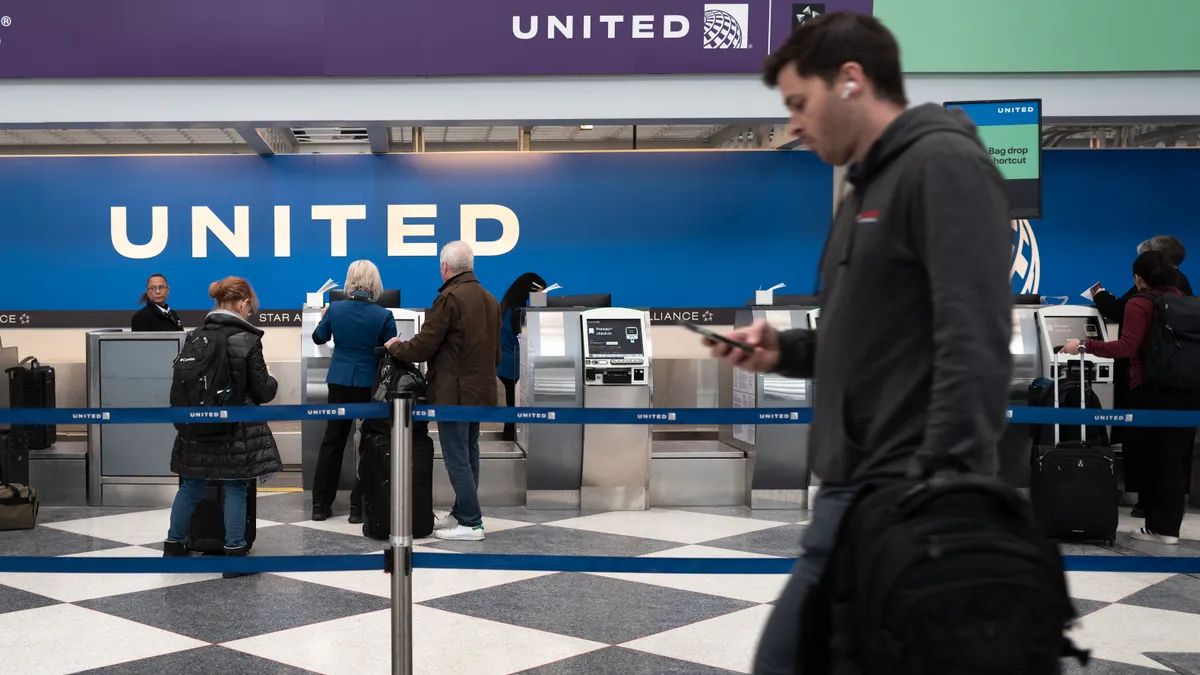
left=579, top=125, right=594, bottom=130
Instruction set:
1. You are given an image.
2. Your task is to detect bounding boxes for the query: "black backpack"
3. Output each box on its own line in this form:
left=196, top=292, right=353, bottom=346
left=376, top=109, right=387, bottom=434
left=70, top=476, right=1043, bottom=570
left=1140, top=292, right=1200, bottom=390
left=170, top=327, right=235, bottom=437
left=799, top=472, right=1090, bottom=675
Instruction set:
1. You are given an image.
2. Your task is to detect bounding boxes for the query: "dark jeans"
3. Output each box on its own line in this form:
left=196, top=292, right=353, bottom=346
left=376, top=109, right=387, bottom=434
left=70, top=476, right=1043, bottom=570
left=753, top=485, right=858, bottom=675
left=1127, top=386, right=1199, bottom=537
left=440, top=420, right=482, bottom=527
left=500, top=376, right=517, bottom=442
left=313, top=383, right=371, bottom=510
left=167, top=478, right=249, bottom=549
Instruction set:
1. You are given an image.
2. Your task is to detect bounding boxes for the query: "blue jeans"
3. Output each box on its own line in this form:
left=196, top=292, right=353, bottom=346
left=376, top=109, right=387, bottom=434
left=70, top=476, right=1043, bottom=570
left=439, top=421, right=481, bottom=527
left=166, top=478, right=250, bottom=549
left=752, top=485, right=859, bottom=675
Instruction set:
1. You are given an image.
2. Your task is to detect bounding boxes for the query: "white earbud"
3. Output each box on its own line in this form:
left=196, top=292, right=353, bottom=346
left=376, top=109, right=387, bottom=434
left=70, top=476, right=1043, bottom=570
left=841, top=81, right=857, bottom=100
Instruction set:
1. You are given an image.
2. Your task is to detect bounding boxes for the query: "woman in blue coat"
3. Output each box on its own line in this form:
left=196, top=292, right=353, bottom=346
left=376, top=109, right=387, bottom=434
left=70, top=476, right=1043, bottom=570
left=311, top=260, right=398, bottom=523
left=497, top=272, right=546, bottom=442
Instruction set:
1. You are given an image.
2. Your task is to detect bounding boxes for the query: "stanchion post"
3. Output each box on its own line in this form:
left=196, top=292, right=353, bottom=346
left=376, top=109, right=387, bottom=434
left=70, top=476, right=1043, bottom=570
left=389, top=392, right=414, bottom=675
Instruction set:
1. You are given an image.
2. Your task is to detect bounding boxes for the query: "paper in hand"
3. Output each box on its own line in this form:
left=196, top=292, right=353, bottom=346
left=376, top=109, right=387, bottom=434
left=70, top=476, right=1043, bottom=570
left=1081, top=282, right=1103, bottom=302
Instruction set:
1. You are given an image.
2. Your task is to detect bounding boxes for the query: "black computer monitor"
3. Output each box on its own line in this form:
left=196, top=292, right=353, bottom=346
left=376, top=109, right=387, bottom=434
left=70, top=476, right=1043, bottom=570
left=329, top=289, right=401, bottom=308
left=546, top=293, right=612, bottom=308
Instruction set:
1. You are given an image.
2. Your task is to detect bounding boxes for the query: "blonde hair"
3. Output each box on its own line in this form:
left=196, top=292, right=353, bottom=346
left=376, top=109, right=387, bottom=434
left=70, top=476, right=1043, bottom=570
left=344, top=259, right=383, bottom=301
left=208, top=276, right=259, bottom=313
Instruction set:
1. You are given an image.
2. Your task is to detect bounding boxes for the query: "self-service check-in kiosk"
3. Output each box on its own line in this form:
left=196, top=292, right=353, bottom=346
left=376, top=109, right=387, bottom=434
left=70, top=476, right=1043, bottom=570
left=718, top=299, right=819, bottom=509
left=580, top=308, right=653, bottom=511
left=1035, top=305, right=1115, bottom=407
left=519, top=294, right=611, bottom=509
left=299, top=294, right=418, bottom=494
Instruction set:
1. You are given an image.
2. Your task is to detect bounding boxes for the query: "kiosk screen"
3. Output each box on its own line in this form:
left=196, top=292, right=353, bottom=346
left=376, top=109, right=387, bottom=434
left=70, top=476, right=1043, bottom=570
left=586, top=319, right=645, bottom=357
left=1042, top=317, right=1100, bottom=349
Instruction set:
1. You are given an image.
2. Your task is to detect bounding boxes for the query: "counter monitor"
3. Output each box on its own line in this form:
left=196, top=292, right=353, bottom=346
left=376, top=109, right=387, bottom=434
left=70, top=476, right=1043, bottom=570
left=586, top=318, right=645, bottom=358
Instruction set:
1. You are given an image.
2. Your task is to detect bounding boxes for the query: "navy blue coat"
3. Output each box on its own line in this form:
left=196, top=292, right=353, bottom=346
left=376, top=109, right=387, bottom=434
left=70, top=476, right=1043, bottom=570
left=313, top=299, right=399, bottom=388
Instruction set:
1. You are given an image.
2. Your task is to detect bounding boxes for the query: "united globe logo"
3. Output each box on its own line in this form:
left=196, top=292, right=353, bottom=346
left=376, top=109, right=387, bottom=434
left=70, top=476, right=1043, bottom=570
left=702, top=4, right=750, bottom=49
left=1011, top=218, right=1040, bottom=294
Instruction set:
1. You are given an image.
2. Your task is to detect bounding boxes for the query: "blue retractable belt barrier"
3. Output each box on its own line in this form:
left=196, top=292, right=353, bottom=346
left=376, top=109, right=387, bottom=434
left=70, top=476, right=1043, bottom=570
left=0, top=552, right=1198, bottom=575
left=0, top=403, right=1198, bottom=427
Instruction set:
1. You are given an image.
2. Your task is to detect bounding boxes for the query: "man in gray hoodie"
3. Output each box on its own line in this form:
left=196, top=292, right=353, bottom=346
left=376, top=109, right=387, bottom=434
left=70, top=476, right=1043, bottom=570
left=705, top=13, right=1013, bottom=675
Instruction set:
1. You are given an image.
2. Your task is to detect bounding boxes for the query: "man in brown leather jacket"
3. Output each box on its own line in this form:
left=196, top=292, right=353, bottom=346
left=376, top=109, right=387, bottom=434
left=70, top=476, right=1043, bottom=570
left=386, top=240, right=501, bottom=541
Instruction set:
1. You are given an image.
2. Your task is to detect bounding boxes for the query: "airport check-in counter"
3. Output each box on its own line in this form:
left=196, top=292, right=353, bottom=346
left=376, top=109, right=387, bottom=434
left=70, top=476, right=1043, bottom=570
left=716, top=304, right=818, bottom=510
left=580, top=308, right=653, bottom=511
left=299, top=305, right=422, bottom=495
left=520, top=306, right=586, bottom=509
left=86, top=329, right=187, bottom=506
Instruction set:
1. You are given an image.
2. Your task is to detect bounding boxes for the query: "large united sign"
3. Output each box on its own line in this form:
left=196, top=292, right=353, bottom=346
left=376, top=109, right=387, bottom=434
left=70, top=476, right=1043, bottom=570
left=0, top=1, right=871, bottom=78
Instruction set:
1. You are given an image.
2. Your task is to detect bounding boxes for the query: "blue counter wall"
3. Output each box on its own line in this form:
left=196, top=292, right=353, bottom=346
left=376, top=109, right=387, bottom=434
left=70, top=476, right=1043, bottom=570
left=0, top=148, right=1196, bottom=312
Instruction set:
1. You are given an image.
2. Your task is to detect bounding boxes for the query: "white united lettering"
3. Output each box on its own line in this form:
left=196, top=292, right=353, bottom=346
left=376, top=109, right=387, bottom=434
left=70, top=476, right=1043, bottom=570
left=513, top=14, right=689, bottom=40
left=110, top=204, right=520, bottom=260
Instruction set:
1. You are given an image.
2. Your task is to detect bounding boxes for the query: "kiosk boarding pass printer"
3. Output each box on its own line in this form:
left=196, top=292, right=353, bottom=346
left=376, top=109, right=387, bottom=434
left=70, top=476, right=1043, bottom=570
left=580, top=308, right=653, bottom=511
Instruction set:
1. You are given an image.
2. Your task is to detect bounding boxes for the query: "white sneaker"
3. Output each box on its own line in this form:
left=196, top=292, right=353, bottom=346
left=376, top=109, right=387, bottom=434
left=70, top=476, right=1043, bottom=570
left=433, top=513, right=456, bottom=531
left=1130, top=527, right=1179, bottom=545
left=434, top=524, right=485, bottom=541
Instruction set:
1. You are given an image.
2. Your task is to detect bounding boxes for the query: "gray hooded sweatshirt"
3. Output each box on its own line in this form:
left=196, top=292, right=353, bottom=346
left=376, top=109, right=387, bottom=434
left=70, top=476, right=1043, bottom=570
left=776, top=103, right=1013, bottom=485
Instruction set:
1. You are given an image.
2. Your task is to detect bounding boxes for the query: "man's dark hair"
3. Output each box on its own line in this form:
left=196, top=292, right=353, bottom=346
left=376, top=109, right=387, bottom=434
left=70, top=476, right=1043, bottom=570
left=763, top=12, right=907, bottom=107
left=1133, top=250, right=1181, bottom=289
left=1148, top=235, right=1186, bottom=266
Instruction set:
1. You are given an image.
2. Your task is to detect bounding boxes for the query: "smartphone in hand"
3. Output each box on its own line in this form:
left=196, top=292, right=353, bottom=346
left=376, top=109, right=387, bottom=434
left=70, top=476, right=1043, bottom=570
left=676, top=320, right=754, bottom=352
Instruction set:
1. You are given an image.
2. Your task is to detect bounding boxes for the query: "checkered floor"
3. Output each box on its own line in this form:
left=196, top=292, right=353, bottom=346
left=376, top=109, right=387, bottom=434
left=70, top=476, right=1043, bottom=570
left=3, top=493, right=1200, bottom=675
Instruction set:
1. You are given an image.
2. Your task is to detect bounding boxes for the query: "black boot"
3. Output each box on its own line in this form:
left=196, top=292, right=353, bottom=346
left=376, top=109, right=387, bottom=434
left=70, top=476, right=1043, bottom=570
left=163, top=541, right=189, bottom=558
left=222, top=546, right=255, bottom=579
left=312, top=508, right=328, bottom=522
left=348, top=504, right=363, bottom=525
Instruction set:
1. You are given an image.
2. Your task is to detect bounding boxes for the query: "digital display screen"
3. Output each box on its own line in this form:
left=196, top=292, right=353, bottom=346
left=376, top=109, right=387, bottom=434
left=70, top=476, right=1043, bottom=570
left=1042, top=317, right=1100, bottom=349
left=943, top=99, right=1042, bottom=219
left=586, top=319, right=645, bottom=357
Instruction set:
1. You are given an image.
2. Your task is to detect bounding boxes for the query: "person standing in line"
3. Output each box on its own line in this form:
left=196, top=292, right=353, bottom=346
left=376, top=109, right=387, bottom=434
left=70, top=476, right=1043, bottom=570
left=387, top=241, right=502, bottom=541
left=497, top=272, right=546, bottom=442
left=704, top=13, right=1012, bottom=674
left=311, top=260, right=398, bottom=523
left=1092, top=235, right=1192, bottom=517
left=1065, top=250, right=1197, bottom=545
left=131, top=273, right=184, bottom=332
left=163, top=277, right=280, bottom=578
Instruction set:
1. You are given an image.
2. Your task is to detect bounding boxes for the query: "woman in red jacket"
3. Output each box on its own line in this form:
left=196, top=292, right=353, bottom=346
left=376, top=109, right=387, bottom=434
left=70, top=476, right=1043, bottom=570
left=1064, top=250, right=1194, bottom=545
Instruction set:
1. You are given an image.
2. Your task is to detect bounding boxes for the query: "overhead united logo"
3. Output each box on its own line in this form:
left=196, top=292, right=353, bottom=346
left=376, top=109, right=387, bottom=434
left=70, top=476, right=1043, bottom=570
left=702, top=4, right=750, bottom=49
left=1010, top=219, right=1040, bottom=294
left=791, top=4, right=825, bottom=29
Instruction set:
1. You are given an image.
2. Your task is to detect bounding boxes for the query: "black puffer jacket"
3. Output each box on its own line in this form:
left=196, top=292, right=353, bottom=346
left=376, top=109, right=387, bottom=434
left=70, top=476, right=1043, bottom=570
left=170, top=311, right=282, bottom=480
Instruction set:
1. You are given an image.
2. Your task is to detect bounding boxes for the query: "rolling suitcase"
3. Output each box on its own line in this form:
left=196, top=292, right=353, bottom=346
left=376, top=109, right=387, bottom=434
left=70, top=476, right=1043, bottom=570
left=359, top=425, right=434, bottom=541
left=186, top=480, right=257, bottom=553
left=1031, top=347, right=1118, bottom=544
left=0, top=430, right=29, bottom=486
left=6, top=357, right=56, bottom=450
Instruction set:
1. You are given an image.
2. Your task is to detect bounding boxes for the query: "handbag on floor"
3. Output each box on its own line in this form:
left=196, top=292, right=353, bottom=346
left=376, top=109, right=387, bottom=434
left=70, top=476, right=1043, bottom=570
left=0, top=482, right=38, bottom=531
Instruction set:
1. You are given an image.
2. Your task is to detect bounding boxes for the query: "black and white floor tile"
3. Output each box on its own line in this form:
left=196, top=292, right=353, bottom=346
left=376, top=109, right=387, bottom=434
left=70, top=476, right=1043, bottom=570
left=2, top=492, right=1199, bottom=674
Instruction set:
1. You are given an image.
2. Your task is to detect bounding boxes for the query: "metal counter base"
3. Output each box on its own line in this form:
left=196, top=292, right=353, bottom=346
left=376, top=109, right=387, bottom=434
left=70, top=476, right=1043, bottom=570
left=97, top=477, right=180, bottom=507
left=433, top=441, right=527, bottom=507
left=652, top=440, right=748, bottom=508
